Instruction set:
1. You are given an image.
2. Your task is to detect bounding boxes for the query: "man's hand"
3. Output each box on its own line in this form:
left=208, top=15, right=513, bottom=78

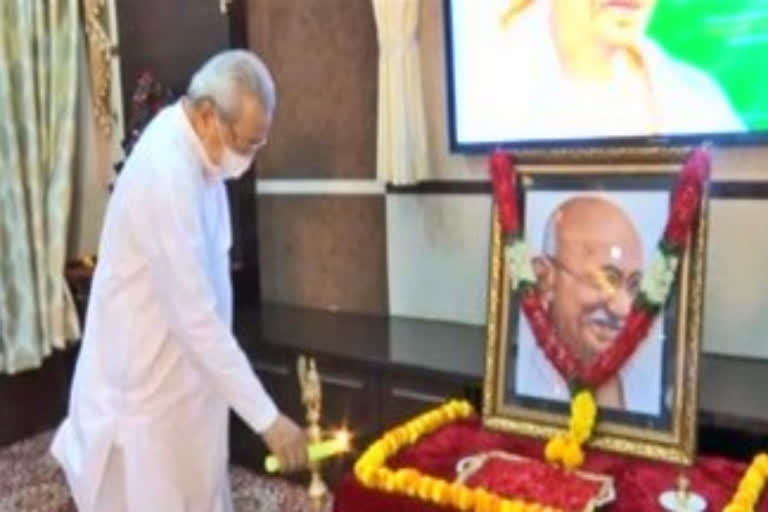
left=261, top=414, right=309, bottom=473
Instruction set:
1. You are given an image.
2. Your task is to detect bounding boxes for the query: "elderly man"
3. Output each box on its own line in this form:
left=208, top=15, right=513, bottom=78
left=51, top=50, right=308, bottom=511
left=515, top=196, right=663, bottom=414
left=459, top=0, right=744, bottom=143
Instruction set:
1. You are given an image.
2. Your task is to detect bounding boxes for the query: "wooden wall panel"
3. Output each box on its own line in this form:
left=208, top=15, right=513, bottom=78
left=247, top=0, right=378, bottom=178
left=258, top=195, right=387, bottom=314
left=117, top=0, right=230, bottom=104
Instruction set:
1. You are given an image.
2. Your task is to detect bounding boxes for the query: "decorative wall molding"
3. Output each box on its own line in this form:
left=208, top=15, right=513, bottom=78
left=255, top=179, right=385, bottom=195
left=385, top=180, right=768, bottom=199
left=709, top=181, right=768, bottom=198
left=255, top=179, right=768, bottom=198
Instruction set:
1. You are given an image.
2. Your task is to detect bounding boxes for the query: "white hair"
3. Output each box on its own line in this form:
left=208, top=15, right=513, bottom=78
left=187, top=49, right=276, bottom=120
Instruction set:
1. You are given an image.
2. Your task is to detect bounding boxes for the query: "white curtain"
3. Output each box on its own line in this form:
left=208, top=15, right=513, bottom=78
left=69, top=0, right=124, bottom=259
left=82, top=0, right=125, bottom=187
left=372, top=0, right=430, bottom=185
left=68, top=31, right=110, bottom=259
left=0, top=0, right=82, bottom=373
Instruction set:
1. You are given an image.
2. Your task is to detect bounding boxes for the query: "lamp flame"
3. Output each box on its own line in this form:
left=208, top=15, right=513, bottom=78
left=334, top=429, right=352, bottom=452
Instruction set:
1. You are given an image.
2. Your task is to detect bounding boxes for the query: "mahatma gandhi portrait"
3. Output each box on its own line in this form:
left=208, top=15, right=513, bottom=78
left=513, top=191, right=668, bottom=416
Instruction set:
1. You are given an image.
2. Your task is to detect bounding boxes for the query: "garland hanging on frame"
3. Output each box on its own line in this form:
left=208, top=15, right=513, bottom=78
left=489, top=147, right=710, bottom=467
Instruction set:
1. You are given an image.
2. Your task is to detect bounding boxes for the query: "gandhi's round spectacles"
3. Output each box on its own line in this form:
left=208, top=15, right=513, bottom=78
left=547, top=256, right=641, bottom=297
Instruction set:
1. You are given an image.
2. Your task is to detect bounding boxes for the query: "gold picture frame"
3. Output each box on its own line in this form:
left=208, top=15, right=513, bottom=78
left=482, top=164, right=707, bottom=465
left=511, top=145, right=692, bottom=166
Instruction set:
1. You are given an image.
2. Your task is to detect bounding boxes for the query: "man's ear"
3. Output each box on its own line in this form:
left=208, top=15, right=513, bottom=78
left=196, top=97, right=217, bottom=118
left=533, top=256, right=556, bottom=305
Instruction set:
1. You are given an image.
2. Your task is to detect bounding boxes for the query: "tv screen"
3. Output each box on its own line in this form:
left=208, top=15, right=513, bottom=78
left=445, top=0, right=768, bottom=152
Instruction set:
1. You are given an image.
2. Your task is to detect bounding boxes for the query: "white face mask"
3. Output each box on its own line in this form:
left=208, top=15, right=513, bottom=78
left=216, top=119, right=256, bottom=180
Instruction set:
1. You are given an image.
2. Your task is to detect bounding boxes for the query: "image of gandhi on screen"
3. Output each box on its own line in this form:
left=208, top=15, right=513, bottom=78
left=448, top=0, right=754, bottom=146
left=512, top=191, right=669, bottom=416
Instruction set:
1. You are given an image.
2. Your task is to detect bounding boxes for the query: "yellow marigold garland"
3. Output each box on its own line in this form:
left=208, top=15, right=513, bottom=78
left=354, top=399, right=564, bottom=512
left=724, top=453, right=768, bottom=512
left=356, top=396, right=768, bottom=511
left=544, top=390, right=597, bottom=470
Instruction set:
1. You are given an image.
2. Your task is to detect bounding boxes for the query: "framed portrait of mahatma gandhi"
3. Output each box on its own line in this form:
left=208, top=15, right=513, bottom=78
left=482, top=154, right=709, bottom=465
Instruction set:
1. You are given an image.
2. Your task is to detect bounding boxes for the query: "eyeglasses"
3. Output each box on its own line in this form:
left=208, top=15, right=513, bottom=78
left=234, top=131, right=268, bottom=153
left=548, top=256, right=641, bottom=297
left=217, top=113, right=268, bottom=154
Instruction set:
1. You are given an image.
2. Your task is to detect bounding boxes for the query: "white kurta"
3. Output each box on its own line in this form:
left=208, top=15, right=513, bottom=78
left=51, top=102, right=278, bottom=511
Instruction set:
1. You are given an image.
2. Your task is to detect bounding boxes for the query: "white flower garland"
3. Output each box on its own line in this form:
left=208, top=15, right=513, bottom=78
left=504, top=239, right=536, bottom=291
left=639, top=252, right=679, bottom=306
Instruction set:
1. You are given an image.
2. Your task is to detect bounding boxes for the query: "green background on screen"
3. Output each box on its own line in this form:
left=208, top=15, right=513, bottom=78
left=647, top=0, right=768, bottom=130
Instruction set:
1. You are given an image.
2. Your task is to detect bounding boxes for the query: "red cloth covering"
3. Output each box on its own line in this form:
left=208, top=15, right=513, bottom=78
left=333, top=420, right=768, bottom=512
left=463, top=457, right=604, bottom=510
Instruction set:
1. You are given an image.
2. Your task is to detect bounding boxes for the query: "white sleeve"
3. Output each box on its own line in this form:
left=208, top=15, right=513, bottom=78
left=145, top=165, right=278, bottom=433
left=215, top=184, right=234, bottom=328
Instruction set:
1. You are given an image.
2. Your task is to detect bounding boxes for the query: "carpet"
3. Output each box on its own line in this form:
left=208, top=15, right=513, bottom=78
left=0, top=430, right=327, bottom=511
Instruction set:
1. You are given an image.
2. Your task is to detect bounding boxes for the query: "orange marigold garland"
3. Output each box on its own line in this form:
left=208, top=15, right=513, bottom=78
left=354, top=400, right=565, bottom=512
left=724, top=453, right=768, bottom=512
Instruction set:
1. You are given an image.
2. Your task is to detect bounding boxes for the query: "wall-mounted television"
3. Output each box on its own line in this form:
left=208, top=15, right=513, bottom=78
left=444, top=0, right=768, bottom=153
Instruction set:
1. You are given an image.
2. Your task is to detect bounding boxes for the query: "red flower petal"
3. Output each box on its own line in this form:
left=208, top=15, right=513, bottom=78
left=489, top=151, right=520, bottom=234
left=520, top=291, right=583, bottom=380
left=583, top=309, right=655, bottom=387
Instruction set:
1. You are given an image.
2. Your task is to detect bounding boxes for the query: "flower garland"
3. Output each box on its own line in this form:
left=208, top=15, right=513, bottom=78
left=491, top=148, right=710, bottom=467
left=544, top=390, right=597, bottom=470
left=354, top=400, right=564, bottom=512
left=724, top=453, right=768, bottom=512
